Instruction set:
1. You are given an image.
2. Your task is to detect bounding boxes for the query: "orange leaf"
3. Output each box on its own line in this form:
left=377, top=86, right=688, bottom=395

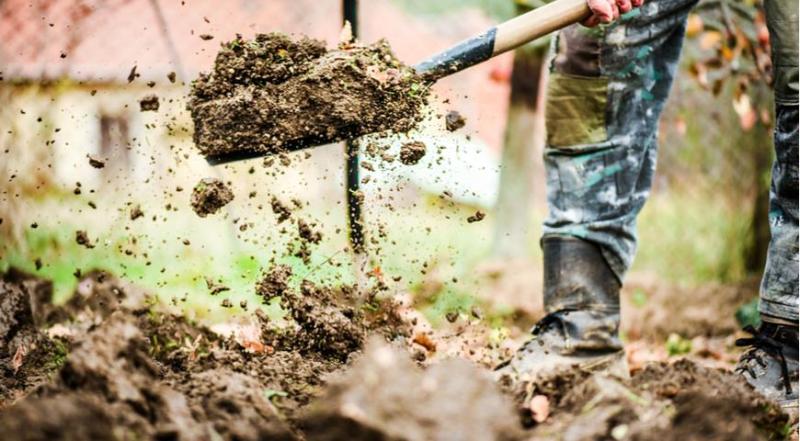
left=699, top=31, right=722, bottom=50
left=412, top=333, right=437, bottom=352
left=686, top=14, right=703, bottom=38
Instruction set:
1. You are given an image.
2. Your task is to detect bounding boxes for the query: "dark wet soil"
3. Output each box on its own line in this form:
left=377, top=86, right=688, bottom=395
left=0, top=269, right=792, bottom=440
left=188, top=33, right=429, bottom=160
left=190, top=178, right=234, bottom=217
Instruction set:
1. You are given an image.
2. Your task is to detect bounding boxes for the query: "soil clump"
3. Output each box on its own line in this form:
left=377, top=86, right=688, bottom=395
left=139, top=95, right=159, bottom=112
left=190, top=178, right=234, bottom=217
left=445, top=110, right=466, bottom=131
left=301, top=338, right=522, bottom=441
left=189, top=33, right=429, bottom=159
left=399, top=140, right=426, bottom=165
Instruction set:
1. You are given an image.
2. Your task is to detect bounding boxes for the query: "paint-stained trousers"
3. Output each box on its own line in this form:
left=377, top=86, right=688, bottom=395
left=542, top=0, right=798, bottom=322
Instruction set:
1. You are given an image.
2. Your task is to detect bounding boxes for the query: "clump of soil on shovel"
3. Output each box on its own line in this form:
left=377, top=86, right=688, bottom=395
left=189, top=33, right=429, bottom=160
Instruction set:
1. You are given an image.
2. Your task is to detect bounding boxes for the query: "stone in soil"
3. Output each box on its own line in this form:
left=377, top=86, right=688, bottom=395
left=191, top=178, right=234, bottom=217
left=399, top=141, right=426, bottom=165
left=188, top=33, right=429, bottom=159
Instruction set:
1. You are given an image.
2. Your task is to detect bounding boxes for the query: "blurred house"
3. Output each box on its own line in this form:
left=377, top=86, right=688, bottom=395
left=0, top=0, right=512, bottom=237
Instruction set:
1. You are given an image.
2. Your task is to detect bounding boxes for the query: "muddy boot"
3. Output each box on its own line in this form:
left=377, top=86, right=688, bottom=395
left=735, top=321, right=799, bottom=409
left=495, top=236, right=628, bottom=384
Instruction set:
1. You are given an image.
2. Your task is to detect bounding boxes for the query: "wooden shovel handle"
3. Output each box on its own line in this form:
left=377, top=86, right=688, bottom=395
left=414, top=0, right=591, bottom=80
left=494, top=0, right=590, bottom=54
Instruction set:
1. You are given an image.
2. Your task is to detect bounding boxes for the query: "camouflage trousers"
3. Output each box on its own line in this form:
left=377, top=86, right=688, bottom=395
left=542, top=0, right=799, bottom=321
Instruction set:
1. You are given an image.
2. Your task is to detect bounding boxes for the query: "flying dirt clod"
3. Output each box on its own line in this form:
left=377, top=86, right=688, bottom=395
left=191, top=178, right=234, bottom=217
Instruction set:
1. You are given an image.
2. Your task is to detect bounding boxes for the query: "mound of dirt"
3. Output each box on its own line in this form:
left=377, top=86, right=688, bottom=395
left=1, top=268, right=792, bottom=440
left=189, top=33, right=429, bottom=159
left=523, top=358, right=790, bottom=441
left=191, top=178, right=234, bottom=217
left=301, top=338, right=522, bottom=441
left=0, top=268, right=416, bottom=439
left=0, top=271, right=64, bottom=406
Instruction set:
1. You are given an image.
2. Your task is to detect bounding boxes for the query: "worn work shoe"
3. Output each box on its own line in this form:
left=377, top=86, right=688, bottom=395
left=735, top=322, right=799, bottom=409
left=495, top=236, right=628, bottom=384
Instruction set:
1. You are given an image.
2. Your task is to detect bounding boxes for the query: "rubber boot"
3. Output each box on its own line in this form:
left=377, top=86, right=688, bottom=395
left=735, top=321, right=799, bottom=410
left=495, top=236, right=628, bottom=385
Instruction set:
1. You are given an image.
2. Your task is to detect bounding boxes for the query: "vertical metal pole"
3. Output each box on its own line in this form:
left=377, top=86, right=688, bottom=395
left=343, top=0, right=364, bottom=255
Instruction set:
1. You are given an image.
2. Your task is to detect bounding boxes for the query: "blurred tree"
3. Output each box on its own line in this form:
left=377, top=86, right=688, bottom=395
left=491, top=0, right=550, bottom=258
left=681, top=0, right=774, bottom=275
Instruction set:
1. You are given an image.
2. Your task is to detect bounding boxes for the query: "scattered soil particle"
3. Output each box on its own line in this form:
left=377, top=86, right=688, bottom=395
left=199, top=34, right=214, bottom=40
left=129, top=204, right=144, bottom=220
left=74, top=230, right=95, bottom=249
left=86, top=155, right=105, bottom=169
left=189, top=33, right=429, bottom=159
left=271, top=196, right=293, bottom=223
left=399, top=141, right=426, bottom=165
left=467, top=211, right=485, bottom=223
left=191, top=178, right=234, bottom=217
left=445, top=110, right=466, bottom=131
left=206, top=277, right=231, bottom=296
left=301, top=339, right=522, bottom=441
left=139, top=94, right=159, bottom=112
left=297, top=218, right=322, bottom=244
left=127, top=65, right=137, bottom=83
left=167, top=71, right=176, bottom=83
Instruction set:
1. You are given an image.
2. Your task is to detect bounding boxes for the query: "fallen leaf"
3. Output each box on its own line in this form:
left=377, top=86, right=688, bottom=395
left=412, top=333, right=436, bottom=352
left=12, top=345, right=27, bottom=372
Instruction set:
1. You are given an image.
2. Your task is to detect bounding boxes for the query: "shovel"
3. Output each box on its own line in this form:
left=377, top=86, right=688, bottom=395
left=206, top=0, right=590, bottom=165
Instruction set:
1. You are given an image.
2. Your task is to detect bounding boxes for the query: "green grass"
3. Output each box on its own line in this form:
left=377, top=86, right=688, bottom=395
left=1, top=178, right=753, bottom=326
left=632, top=190, right=751, bottom=284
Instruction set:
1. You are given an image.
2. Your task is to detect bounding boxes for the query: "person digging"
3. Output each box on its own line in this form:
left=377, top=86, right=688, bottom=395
left=495, top=0, right=799, bottom=410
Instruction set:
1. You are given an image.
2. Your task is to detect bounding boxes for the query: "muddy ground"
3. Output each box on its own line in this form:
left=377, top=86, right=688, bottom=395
left=189, top=33, right=429, bottom=160
left=0, top=267, right=794, bottom=441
